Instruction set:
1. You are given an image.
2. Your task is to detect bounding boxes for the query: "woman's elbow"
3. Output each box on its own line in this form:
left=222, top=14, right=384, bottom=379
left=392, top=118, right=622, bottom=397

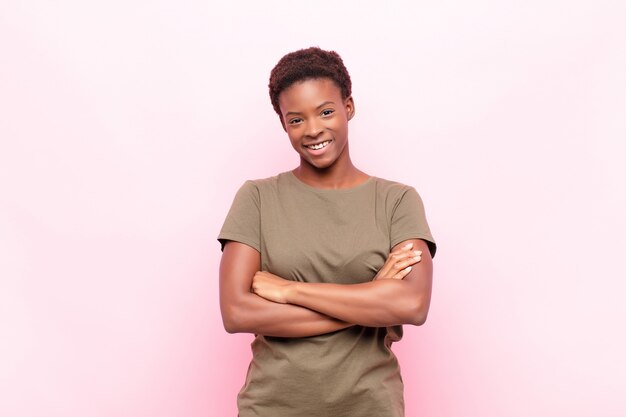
left=221, top=303, right=247, bottom=334
left=223, top=317, right=239, bottom=334
left=409, top=308, right=429, bottom=326
left=222, top=312, right=239, bottom=333
left=406, top=297, right=431, bottom=326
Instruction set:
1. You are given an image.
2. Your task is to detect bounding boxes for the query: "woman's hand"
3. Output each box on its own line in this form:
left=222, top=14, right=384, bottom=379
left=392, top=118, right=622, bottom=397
left=373, top=242, right=422, bottom=281
left=251, top=271, right=295, bottom=304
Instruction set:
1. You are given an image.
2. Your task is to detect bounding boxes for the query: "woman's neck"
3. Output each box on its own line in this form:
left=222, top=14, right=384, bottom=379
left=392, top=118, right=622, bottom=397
left=292, top=159, right=370, bottom=190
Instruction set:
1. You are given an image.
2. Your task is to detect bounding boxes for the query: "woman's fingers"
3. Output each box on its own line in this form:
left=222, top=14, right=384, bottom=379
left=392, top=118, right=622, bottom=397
left=388, top=255, right=421, bottom=280
left=387, top=250, right=422, bottom=270
left=392, top=265, right=413, bottom=280
left=378, top=251, right=412, bottom=278
left=374, top=248, right=423, bottom=280
left=392, top=253, right=422, bottom=270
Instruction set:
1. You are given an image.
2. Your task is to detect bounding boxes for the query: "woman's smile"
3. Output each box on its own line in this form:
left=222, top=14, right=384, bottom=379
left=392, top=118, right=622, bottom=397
left=304, top=139, right=333, bottom=155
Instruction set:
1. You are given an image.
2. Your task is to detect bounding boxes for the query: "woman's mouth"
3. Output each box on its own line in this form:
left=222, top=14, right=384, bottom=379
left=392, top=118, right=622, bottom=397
left=305, top=140, right=332, bottom=151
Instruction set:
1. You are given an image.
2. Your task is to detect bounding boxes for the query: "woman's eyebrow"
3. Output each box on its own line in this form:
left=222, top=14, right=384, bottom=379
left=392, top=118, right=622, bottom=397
left=316, top=101, right=335, bottom=108
left=285, top=101, right=336, bottom=117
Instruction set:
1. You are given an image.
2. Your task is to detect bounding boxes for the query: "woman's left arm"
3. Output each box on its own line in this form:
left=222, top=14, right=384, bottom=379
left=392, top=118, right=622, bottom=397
left=252, top=238, right=433, bottom=327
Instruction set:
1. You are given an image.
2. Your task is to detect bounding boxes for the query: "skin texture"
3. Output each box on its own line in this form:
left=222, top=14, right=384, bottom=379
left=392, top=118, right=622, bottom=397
left=219, top=77, right=434, bottom=336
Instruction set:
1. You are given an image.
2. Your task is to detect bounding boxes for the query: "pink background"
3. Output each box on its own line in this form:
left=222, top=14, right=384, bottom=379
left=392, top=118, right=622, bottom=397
left=1, top=1, right=625, bottom=416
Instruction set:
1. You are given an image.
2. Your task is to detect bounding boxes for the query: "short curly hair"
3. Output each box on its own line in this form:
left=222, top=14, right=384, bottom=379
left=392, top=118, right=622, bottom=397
left=268, top=46, right=352, bottom=116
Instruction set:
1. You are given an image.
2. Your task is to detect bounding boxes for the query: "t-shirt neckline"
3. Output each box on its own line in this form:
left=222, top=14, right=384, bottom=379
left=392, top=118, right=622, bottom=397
left=285, top=170, right=376, bottom=194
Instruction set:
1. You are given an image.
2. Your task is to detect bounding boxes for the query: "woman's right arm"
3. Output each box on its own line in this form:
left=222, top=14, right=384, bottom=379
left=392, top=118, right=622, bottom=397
left=219, top=241, right=353, bottom=337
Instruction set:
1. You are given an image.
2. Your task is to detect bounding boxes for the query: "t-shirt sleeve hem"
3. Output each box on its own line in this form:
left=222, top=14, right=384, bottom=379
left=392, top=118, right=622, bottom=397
left=217, top=232, right=261, bottom=253
left=390, top=233, right=437, bottom=258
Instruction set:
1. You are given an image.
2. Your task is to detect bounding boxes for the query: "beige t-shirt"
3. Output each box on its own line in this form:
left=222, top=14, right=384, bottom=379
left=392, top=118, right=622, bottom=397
left=218, top=170, right=436, bottom=417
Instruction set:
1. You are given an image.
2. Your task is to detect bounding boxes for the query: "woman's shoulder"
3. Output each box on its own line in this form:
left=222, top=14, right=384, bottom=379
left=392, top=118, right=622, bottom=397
left=372, top=175, right=418, bottom=196
left=233, top=171, right=294, bottom=197
left=240, top=171, right=289, bottom=188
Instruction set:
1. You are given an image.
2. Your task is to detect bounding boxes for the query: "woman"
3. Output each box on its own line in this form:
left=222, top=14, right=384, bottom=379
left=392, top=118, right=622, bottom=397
left=218, top=47, right=436, bottom=417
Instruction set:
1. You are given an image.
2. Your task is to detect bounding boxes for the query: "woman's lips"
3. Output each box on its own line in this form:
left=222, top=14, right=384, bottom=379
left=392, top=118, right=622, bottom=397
left=304, top=139, right=332, bottom=155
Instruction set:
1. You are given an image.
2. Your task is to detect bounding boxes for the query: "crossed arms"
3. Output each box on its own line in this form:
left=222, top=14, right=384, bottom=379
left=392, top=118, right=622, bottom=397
left=219, top=238, right=433, bottom=337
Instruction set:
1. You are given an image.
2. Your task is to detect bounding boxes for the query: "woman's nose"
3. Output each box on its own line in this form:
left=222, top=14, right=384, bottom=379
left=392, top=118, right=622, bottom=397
left=305, top=120, right=323, bottom=137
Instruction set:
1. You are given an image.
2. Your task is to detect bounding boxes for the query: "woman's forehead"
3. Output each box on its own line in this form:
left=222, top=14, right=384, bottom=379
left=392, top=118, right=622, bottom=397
left=278, top=78, right=343, bottom=109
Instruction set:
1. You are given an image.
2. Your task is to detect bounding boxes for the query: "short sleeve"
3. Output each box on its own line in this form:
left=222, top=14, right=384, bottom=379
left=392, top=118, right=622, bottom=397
left=390, top=186, right=437, bottom=258
left=217, top=180, right=261, bottom=253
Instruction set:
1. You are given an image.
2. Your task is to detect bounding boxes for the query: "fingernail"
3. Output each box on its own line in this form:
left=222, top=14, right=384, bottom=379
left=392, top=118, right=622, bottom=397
left=413, top=256, right=421, bottom=261
left=402, top=243, right=413, bottom=249
left=405, top=266, right=412, bottom=271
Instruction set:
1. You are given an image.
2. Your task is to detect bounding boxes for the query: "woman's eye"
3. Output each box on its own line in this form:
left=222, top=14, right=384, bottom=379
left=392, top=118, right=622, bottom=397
left=289, top=118, right=303, bottom=125
left=321, top=109, right=334, bottom=116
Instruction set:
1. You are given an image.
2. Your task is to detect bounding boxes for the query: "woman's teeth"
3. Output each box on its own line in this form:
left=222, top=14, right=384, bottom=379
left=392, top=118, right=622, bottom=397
left=306, top=140, right=331, bottom=150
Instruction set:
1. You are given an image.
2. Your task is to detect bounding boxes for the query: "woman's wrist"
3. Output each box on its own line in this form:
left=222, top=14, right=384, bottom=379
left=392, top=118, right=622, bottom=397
left=286, top=281, right=302, bottom=304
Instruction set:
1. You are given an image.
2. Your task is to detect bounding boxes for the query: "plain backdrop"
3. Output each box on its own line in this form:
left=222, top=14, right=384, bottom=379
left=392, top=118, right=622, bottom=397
left=1, top=1, right=625, bottom=416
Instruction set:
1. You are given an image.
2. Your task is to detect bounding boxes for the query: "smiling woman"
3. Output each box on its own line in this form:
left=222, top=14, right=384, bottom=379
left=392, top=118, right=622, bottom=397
left=217, top=47, right=437, bottom=417
left=279, top=78, right=354, bottom=173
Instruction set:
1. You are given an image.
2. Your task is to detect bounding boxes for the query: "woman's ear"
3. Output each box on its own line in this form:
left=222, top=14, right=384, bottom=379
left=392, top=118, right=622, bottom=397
left=345, top=96, right=355, bottom=121
left=279, top=114, right=287, bottom=132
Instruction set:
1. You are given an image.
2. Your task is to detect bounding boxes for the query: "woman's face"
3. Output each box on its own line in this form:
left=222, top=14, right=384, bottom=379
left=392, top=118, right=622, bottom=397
left=278, top=78, right=355, bottom=170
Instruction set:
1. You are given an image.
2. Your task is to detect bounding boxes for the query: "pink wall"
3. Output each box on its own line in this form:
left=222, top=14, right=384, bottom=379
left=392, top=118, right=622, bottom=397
left=1, top=1, right=625, bottom=416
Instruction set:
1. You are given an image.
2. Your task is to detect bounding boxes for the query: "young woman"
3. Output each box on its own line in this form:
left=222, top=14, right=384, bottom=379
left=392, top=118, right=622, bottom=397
left=218, top=47, right=437, bottom=417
